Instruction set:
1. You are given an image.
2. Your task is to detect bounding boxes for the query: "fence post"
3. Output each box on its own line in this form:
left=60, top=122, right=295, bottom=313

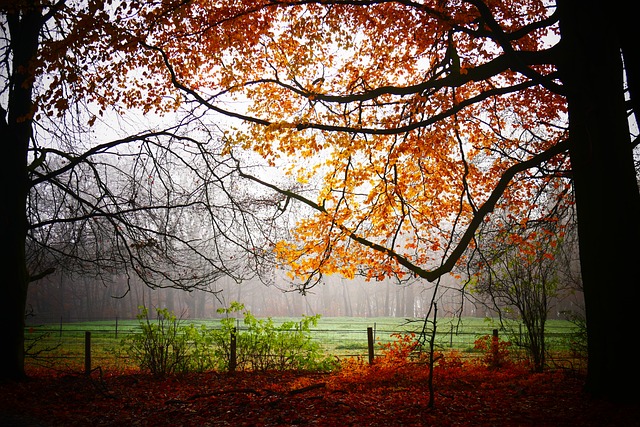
left=450, top=324, right=454, bottom=347
left=519, top=324, right=522, bottom=344
left=229, top=327, right=237, bottom=372
left=492, top=329, right=499, bottom=367
left=84, top=331, right=91, bottom=375
left=367, top=327, right=375, bottom=365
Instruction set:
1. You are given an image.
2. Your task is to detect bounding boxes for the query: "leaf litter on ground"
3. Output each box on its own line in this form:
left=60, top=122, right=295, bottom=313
left=1, top=364, right=639, bottom=426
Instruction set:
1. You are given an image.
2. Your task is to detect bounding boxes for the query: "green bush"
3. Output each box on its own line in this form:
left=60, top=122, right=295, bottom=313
left=211, top=302, right=335, bottom=371
left=181, top=323, right=218, bottom=372
left=122, top=303, right=335, bottom=374
left=121, top=306, right=205, bottom=375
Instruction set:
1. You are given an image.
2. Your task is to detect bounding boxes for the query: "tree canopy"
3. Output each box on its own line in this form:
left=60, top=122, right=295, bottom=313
left=70, top=1, right=572, bottom=286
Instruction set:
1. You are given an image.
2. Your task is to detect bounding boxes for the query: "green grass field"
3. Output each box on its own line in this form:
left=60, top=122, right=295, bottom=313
left=24, top=316, right=581, bottom=372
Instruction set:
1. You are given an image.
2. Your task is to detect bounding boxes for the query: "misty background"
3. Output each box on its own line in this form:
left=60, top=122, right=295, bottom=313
left=26, top=270, right=584, bottom=323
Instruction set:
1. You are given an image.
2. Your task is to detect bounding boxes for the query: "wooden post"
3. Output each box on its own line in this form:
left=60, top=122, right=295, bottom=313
left=84, top=331, right=91, bottom=375
left=367, top=327, right=375, bottom=365
left=450, top=324, right=454, bottom=347
left=519, top=324, right=522, bottom=344
left=229, top=327, right=237, bottom=372
left=492, top=329, right=499, bottom=367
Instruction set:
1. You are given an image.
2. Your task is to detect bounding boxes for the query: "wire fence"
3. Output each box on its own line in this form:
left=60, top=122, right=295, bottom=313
left=24, top=318, right=585, bottom=373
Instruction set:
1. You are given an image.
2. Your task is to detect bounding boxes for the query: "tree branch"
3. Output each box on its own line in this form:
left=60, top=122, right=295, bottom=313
left=234, top=138, right=571, bottom=283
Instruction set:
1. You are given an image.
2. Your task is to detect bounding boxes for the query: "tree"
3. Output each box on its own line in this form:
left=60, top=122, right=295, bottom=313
left=107, top=0, right=638, bottom=400
left=1, top=1, right=282, bottom=380
left=556, top=0, right=639, bottom=400
left=467, top=207, right=568, bottom=372
left=463, top=169, right=579, bottom=372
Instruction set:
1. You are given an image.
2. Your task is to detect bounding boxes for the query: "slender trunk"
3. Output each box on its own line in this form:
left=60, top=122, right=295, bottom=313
left=384, top=281, right=390, bottom=316
left=197, top=290, right=205, bottom=317
left=404, top=284, right=414, bottom=317
left=342, top=281, right=352, bottom=316
left=0, top=10, right=41, bottom=380
left=165, top=288, right=175, bottom=312
left=558, top=0, right=640, bottom=400
left=395, top=286, right=403, bottom=317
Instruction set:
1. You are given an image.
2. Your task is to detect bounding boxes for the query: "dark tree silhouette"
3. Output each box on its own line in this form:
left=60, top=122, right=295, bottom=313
left=0, top=2, right=283, bottom=380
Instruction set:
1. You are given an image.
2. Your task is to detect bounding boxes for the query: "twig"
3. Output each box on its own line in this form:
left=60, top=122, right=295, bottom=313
left=288, top=383, right=326, bottom=396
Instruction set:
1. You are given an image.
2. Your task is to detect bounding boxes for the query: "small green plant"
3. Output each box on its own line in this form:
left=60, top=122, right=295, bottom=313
left=121, top=306, right=193, bottom=375
left=563, top=310, right=587, bottom=359
left=182, top=323, right=219, bottom=372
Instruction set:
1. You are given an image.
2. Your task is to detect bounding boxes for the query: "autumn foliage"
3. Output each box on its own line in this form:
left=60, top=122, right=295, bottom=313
left=33, top=0, right=573, bottom=289
left=2, top=338, right=638, bottom=426
left=473, top=332, right=513, bottom=369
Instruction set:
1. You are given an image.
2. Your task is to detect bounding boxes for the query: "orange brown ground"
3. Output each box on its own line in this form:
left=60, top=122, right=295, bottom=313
left=1, top=365, right=639, bottom=426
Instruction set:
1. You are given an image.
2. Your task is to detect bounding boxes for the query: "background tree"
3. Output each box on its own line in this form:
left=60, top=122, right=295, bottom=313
left=466, top=206, right=570, bottom=372
left=100, top=0, right=639, bottom=400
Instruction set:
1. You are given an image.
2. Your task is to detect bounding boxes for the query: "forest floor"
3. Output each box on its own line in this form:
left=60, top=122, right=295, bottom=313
left=1, top=363, right=640, bottom=426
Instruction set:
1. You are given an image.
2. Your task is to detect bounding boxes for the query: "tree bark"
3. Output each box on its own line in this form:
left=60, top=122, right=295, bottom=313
left=0, top=10, right=42, bottom=380
left=558, top=0, right=640, bottom=400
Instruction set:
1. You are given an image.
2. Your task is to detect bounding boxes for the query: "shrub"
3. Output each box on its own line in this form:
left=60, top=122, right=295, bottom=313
left=122, top=303, right=336, bottom=374
left=474, top=333, right=513, bottom=369
left=378, top=333, right=420, bottom=364
left=436, top=350, right=465, bottom=371
left=181, top=323, right=219, bottom=372
left=121, top=306, right=192, bottom=375
left=210, top=302, right=335, bottom=371
left=332, top=333, right=427, bottom=390
left=564, top=310, right=588, bottom=360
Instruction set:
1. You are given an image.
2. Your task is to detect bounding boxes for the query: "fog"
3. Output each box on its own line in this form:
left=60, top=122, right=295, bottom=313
left=26, top=269, right=583, bottom=324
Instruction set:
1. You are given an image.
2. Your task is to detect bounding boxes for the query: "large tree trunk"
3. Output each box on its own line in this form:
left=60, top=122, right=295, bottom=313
left=0, top=10, right=41, bottom=381
left=558, top=0, right=640, bottom=400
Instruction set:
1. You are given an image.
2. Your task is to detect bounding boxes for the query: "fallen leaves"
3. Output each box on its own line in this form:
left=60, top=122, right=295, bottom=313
left=1, top=364, right=639, bottom=426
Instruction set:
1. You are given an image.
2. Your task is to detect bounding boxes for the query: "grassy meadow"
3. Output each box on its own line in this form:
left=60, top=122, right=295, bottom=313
left=24, top=316, right=581, bottom=371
